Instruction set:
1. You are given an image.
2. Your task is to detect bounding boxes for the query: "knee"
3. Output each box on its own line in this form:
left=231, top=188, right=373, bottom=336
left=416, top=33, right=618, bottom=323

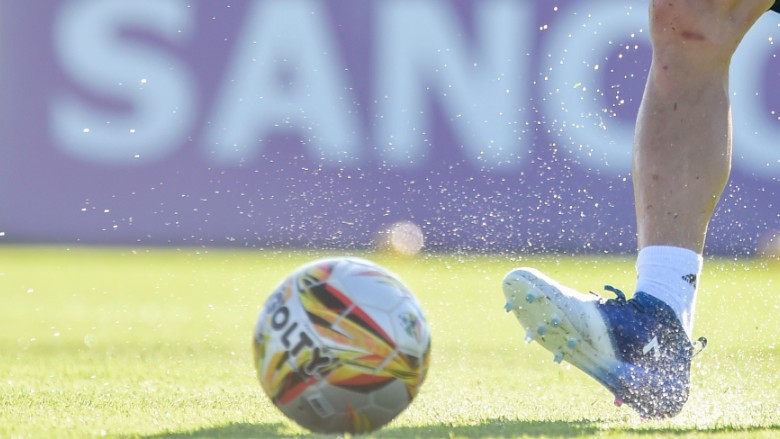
left=648, top=0, right=677, bottom=25
left=647, top=0, right=737, bottom=60
left=648, top=0, right=701, bottom=42
left=649, top=0, right=771, bottom=45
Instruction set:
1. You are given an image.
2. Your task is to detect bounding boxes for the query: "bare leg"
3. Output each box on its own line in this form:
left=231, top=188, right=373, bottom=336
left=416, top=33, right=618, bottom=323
left=633, top=0, right=773, bottom=253
left=502, top=1, right=776, bottom=419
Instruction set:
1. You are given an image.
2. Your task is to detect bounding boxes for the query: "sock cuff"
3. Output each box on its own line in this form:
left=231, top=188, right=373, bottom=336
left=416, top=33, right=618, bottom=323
left=637, top=246, right=703, bottom=279
left=635, top=245, right=703, bottom=338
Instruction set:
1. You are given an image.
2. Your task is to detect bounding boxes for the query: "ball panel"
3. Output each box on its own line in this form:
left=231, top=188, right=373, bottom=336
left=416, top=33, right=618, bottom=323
left=391, top=298, right=432, bottom=358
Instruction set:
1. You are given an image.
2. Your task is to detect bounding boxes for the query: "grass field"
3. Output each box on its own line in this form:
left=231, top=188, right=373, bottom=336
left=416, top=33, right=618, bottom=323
left=1, top=246, right=778, bottom=438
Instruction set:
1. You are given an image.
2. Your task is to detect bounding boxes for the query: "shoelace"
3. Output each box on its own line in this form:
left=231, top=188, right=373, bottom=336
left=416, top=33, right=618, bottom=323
left=692, top=336, right=707, bottom=357
left=603, top=285, right=627, bottom=303
left=589, top=285, right=629, bottom=306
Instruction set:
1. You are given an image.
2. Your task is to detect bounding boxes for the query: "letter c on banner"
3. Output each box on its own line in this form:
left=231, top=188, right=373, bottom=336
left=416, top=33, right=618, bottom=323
left=540, top=2, right=647, bottom=174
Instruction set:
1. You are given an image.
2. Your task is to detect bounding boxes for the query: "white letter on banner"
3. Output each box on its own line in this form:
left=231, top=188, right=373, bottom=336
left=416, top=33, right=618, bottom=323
left=540, top=2, right=647, bottom=173
left=731, top=16, right=780, bottom=179
left=51, top=0, right=195, bottom=164
left=205, top=0, right=360, bottom=166
left=375, top=0, right=532, bottom=170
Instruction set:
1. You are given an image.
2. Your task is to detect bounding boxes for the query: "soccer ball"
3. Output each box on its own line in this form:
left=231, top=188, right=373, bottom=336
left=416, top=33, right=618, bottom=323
left=252, top=257, right=431, bottom=434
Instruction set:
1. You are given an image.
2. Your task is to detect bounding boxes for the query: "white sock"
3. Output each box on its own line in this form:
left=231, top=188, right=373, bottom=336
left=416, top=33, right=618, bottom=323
left=635, top=245, right=703, bottom=339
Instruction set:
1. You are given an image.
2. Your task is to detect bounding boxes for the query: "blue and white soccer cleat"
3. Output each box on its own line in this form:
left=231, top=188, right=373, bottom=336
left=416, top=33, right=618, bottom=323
left=502, top=268, right=706, bottom=419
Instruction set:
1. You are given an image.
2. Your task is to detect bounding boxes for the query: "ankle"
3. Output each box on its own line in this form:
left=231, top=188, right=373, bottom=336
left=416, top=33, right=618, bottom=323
left=635, top=246, right=703, bottom=338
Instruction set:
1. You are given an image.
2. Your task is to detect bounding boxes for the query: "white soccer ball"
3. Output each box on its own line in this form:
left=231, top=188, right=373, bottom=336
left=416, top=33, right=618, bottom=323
left=253, top=257, right=431, bottom=434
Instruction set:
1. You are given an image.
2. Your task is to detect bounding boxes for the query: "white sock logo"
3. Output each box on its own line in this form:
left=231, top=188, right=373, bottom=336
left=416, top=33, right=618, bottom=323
left=643, top=336, right=661, bottom=360
left=681, top=274, right=697, bottom=288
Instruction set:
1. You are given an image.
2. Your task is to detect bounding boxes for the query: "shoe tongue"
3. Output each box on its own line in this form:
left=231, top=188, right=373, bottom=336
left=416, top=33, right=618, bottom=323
left=631, top=291, right=668, bottom=312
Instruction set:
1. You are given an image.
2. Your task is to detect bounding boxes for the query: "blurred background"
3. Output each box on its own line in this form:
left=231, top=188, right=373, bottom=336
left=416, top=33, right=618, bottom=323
left=1, top=0, right=778, bottom=255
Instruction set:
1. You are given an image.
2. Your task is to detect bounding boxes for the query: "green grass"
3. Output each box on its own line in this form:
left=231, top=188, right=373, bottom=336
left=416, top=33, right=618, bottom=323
left=1, top=246, right=778, bottom=438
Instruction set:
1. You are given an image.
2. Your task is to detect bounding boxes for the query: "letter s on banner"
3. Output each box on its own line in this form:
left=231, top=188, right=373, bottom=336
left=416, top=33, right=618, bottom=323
left=50, top=0, right=196, bottom=165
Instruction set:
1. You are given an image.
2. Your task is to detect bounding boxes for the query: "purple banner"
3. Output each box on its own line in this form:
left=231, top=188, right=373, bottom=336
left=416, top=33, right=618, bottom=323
left=1, top=1, right=779, bottom=254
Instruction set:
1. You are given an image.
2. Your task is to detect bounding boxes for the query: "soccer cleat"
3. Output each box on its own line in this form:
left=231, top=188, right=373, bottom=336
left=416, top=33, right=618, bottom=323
left=502, top=268, right=706, bottom=419
left=773, top=1, right=779, bottom=13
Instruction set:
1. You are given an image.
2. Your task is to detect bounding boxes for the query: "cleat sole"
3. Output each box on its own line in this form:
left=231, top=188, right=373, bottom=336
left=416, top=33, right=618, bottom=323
left=503, top=268, right=629, bottom=398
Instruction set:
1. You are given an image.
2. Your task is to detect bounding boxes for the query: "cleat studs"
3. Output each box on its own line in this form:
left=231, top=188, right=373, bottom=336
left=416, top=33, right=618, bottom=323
left=536, top=325, right=547, bottom=336
left=524, top=328, right=534, bottom=343
left=567, top=338, right=578, bottom=349
left=550, top=317, right=561, bottom=327
left=504, top=301, right=515, bottom=312
left=525, top=294, right=537, bottom=303
left=614, top=397, right=623, bottom=407
left=553, top=352, right=563, bottom=364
